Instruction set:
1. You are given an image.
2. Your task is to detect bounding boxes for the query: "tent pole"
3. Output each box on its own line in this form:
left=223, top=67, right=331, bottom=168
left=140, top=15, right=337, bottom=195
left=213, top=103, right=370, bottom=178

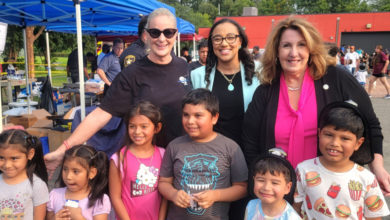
left=177, top=33, right=181, bottom=57
left=174, top=39, right=177, bottom=55
left=45, top=31, right=52, bottom=85
left=23, top=28, right=31, bottom=114
left=193, top=34, right=196, bottom=61
left=75, top=1, right=86, bottom=120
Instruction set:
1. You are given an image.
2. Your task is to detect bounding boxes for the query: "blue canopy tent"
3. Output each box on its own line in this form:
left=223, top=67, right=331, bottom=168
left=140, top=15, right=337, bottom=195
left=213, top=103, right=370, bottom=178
left=176, top=17, right=196, bottom=57
left=0, top=0, right=175, bottom=130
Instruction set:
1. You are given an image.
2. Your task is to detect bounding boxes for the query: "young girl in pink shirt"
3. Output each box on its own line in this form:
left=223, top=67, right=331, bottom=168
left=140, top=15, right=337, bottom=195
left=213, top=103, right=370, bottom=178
left=109, top=101, right=167, bottom=220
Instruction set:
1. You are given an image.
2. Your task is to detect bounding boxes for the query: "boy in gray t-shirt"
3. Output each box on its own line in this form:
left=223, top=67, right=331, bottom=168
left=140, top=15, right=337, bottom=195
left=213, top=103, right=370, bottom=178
left=159, top=89, right=248, bottom=220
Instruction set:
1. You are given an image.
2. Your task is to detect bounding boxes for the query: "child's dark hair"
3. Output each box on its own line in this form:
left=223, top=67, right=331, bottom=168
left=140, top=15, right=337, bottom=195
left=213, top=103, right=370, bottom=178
left=57, top=145, right=109, bottom=208
left=182, top=88, right=219, bottom=116
left=250, top=150, right=296, bottom=204
left=318, top=101, right=373, bottom=165
left=319, top=105, right=364, bottom=139
left=0, top=129, right=48, bottom=184
left=123, top=100, right=162, bottom=146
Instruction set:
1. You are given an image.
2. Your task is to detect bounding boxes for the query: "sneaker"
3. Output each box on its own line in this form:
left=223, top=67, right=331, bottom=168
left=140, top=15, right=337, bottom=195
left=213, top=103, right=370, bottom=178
left=385, top=94, right=390, bottom=99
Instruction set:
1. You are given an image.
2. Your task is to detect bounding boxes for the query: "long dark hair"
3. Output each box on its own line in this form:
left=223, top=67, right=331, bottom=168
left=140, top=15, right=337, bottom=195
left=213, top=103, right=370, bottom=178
left=57, top=145, right=109, bottom=208
left=0, top=129, right=48, bottom=185
left=205, top=18, right=255, bottom=88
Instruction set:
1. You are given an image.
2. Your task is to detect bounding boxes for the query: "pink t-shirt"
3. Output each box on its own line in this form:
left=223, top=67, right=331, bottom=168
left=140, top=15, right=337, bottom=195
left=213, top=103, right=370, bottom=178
left=47, top=187, right=111, bottom=220
left=275, top=69, right=318, bottom=168
left=111, top=146, right=164, bottom=220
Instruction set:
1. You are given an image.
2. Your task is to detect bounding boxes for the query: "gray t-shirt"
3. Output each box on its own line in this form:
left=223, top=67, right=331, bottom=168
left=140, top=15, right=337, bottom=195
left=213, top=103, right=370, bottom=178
left=160, top=133, right=248, bottom=220
left=0, top=174, right=49, bottom=219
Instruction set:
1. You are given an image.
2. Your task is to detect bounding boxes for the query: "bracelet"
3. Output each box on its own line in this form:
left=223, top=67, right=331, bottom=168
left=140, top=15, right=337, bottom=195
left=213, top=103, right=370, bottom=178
left=63, top=140, right=71, bottom=150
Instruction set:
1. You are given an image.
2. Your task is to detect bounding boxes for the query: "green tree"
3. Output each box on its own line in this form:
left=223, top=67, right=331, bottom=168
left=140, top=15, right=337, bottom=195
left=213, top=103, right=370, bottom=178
left=371, top=0, right=390, bottom=11
left=293, top=0, right=371, bottom=14
left=3, top=25, right=23, bottom=61
left=256, top=0, right=294, bottom=15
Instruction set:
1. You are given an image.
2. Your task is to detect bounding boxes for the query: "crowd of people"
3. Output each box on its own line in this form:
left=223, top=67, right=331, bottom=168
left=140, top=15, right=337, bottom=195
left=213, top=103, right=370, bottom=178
left=1, top=7, right=390, bottom=220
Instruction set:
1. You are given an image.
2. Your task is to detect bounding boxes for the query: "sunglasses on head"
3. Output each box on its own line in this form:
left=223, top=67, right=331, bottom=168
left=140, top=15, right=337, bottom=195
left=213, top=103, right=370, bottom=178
left=146, top=28, right=177, bottom=39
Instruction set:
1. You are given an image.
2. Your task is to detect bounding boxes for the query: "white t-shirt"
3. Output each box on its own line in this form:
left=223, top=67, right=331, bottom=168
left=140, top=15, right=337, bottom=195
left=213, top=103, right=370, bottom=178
left=355, top=70, right=368, bottom=84
left=345, top=52, right=360, bottom=68
left=295, top=157, right=390, bottom=219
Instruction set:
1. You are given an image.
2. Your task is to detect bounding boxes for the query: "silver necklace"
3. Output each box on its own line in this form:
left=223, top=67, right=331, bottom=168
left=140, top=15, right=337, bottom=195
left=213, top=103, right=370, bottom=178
left=219, top=70, right=238, bottom=91
left=287, top=86, right=301, bottom=91
left=133, top=148, right=155, bottom=166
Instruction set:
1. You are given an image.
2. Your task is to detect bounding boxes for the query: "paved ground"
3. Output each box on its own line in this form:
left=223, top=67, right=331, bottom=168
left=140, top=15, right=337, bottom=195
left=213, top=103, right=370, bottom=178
left=367, top=76, right=390, bottom=219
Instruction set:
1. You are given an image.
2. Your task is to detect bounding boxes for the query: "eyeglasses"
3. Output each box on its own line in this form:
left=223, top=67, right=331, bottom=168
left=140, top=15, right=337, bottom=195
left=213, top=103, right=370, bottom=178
left=211, top=34, right=240, bottom=45
left=146, top=28, right=177, bottom=39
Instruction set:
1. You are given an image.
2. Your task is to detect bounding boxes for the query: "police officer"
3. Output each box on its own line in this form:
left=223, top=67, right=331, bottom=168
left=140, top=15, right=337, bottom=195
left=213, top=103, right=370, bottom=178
left=119, top=15, right=148, bottom=69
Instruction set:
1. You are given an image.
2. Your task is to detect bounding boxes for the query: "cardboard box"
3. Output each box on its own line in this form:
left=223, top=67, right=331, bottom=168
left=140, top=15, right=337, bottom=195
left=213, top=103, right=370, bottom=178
left=48, top=129, right=71, bottom=152
left=26, top=127, right=50, bottom=137
left=8, top=114, right=37, bottom=129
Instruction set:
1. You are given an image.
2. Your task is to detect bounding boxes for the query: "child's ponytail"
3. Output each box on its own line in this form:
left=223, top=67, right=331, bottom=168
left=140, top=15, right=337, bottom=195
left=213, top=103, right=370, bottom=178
left=25, top=135, right=48, bottom=184
left=89, top=151, right=109, bottom=207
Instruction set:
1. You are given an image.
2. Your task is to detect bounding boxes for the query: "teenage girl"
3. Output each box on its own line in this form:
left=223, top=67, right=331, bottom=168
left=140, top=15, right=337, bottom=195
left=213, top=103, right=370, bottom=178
left=109, top=100, right=167, bottom=220
left=0, top=129, right=49, bottom=220
left=47, top=145, right=111, bottom=220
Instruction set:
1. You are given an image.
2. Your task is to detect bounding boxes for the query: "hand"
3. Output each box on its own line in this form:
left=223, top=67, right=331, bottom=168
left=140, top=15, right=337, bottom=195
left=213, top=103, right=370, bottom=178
left=67, top=206, right=85, bottom=220
left=172, top=190, right=191, bottom=208
left=370, top=154, right=390, bottom=196
left=193, top=190, right=220, bottom=209
left=44, top=145, right=66, bottom=180
left=55, top=207, right=71, bottom=220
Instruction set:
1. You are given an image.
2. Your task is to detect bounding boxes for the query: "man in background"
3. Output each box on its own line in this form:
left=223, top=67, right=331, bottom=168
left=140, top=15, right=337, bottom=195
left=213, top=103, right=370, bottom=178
left=67, top=46, right=89, bottom=83
left=119, top=15, right=148, bottom=69
left=252, top=45, right=261, bottom=61
left=97, top=38, right=124, bottom=94
left=188, top=40, right=208, bottom=71
left=97, top=44, right=111, bottom=65
left=344, top=45, right=360, bottom=74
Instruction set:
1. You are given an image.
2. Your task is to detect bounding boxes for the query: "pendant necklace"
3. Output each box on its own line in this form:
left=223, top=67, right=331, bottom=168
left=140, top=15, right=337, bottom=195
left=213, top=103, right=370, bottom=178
left=219, top=70, right=238, bottom=91
left=134, top=148, right=155, bottom=166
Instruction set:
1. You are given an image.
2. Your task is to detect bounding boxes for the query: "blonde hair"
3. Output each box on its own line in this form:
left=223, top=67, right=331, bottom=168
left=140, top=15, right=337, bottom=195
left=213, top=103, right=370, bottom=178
left=261, top=16, right=334, bottom=84
left=145, top=8, right=177, bottom=29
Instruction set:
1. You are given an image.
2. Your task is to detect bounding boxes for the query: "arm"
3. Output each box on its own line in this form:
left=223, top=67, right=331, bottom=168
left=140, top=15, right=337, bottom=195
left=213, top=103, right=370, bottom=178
left=93, top=214, right=108, bottom=220
left=369, top=154, right=390, bottom=196
left=381, top=60, right=389, bottom=74
left=158, top=198, right=168, bottom=220
left=109, top=160, right=131, bottom=220
left=96, top=68, right=111, bottom=86
left=44, top=107, right=112, bottom=178
left=46, top=211, right=55, bottom=220
left=34, top=203, right=47, bottom=220
left=84, top=67, right=89, bottom=80
left=158, top=176, right=191, bottom=208
left=193, top=182, right=247, bottom=209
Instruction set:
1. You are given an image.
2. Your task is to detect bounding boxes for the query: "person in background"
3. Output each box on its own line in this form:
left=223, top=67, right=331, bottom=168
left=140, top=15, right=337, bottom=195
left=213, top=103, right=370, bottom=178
left=44, top=8, right=191, bottom=180
left=86, top=52, right=97, bottom=76
left=242, top=16, right=390, bottom=196
left=67, top=46, right=89, bottom=83
left=326, top=43, right=349, bottom=72
left=355, top=63, right=368, bottom=87
left=181, top=47, right=192, bottom=63
left=252, top=45, right=261, bottom=61
left=188, top=40, right=208, bottom=71
left=344, top=45, right=360, bottom=74
left=97, top=44, right=111, bottom=65
left=367, top=45, right=390, bottom=99
left=97, top=38, right=124, bottom=94
left=119, top=15, right=149, bottom=69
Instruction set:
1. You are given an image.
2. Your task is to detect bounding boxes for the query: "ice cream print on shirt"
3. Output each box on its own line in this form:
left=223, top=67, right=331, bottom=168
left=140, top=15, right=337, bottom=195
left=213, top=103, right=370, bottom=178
left=131, top=164, right=159, bottom=197
left=180, top=153, right=220, bottom=215
left=0, top=198, right=25, bottom=219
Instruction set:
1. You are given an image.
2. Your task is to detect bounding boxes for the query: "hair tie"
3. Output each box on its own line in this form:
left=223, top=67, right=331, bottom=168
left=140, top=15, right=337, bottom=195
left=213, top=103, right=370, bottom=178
left=268, top=148, right=287, bottom=158
left=90, top=151, right=98, bottom=160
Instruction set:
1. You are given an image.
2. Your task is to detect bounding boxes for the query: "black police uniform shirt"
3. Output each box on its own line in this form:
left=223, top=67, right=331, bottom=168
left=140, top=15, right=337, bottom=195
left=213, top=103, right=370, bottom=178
left=119, top=39, right=147, bottom=69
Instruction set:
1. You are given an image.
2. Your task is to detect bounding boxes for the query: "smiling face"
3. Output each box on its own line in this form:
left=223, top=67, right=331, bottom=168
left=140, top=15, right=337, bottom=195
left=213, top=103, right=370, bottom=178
left=318, top=125, right=364, bottom=170
left=62, top=158, right=96, bottom=194
left=278, top=29, right=309, bottom=76
left=145, top=15, right=177, bottom=64
left=0, top=145, right=33, bottom=183
left=182, top=104, right=218, bottom=142
left=253, top=171, right=291, bottom=206
left=128, top=114, right=160, bottom=147
left=211, top=22, right=242, bottom=64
